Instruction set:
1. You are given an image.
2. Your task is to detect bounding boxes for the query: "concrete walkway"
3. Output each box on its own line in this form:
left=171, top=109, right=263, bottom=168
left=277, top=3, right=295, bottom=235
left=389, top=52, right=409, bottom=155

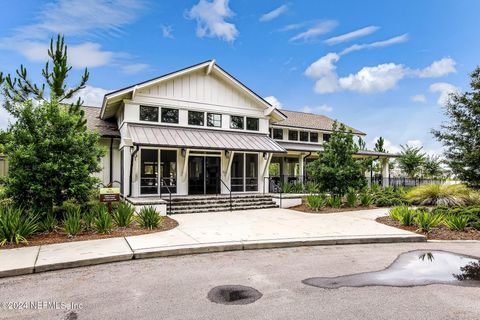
left=0, top=208, right=425, bottom=278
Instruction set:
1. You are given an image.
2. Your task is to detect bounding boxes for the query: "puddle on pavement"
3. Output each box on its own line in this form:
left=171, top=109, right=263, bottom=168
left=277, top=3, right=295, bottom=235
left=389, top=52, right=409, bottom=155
left=303, top=250, right=480, bottom=288
left=207, top=285, right=262, bottom=305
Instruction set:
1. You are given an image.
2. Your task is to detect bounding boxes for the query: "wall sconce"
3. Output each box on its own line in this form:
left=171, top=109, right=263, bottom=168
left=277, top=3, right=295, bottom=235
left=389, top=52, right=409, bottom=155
left=263, top=152, right=268, bottom=159
left=181, top=148, right=186, bottom=157
left=225, top=150, right=230, bottom=158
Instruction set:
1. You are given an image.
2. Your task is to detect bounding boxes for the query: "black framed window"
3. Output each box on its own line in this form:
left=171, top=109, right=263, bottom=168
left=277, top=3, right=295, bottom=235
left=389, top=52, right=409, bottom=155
left=288, top=130, right=298, bottom=141
left=160, top=150, right=177, bottom=194
left=230, top=116, right=244, bottom=129
left=161, top=108, right=179, bottom=123
left=273, top=128, right=283, bottom=140
left=139, top=105, right=159, bottom=122
left=188, top=111, right=204, bottom=126
left=300, top=131, right=309, bottom=142
left=207, top=113, right=222, bottom=127
left=323, top=133, right=331, bottom=142
left=246, top=117, right=259, bottom=131
left=310, top=132, right=319, bottom=143
left=140, top=149, right=158, bottom=195
left=231, top=154, right=244, bottom=192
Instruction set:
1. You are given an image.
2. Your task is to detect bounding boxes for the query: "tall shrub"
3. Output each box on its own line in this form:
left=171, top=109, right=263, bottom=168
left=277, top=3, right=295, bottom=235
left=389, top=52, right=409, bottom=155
left=307, top=122, right=367, bottom=196
left=0, top=35, right=105, bottom=212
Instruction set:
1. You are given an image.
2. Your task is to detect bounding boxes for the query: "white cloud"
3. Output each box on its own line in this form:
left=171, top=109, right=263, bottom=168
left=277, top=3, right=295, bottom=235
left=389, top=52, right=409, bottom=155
left=338, top=63, right=406, bottom=93
left=302, top=104, right=333, bottom=113
left=290, top=20, right=337, bottom=42
left=260, top=4, right=288, bottom=22
left=305, top=53, right=458, bottom=95
left=429, top=82, right=459, bottom=106
left=340, top=34, right=409, bottom=55
left=16, top=0, right=144, bottom=39
left=5, top=41, right=114, bottom=68
left=407, top=139, right=423, bottom=148
left=278, top=22, right=307, bottom=32
left=411, top=94, right=427, bottom=103
left=0, top=0, right=145, bottom=69
left=305, top=52, right=340, bottom=78
left=161, top=25, right=174, bottom=38
left=264, top=96, right=283, bottom=108
left=325, top=26, right=379, bottom=45
left=67, top=85, right=109, bottom=107
left=121, top=63, right=149, bottom=74
left=187, top=0, right=239, bottom=42
left=416, top=58, right=456, bottom=78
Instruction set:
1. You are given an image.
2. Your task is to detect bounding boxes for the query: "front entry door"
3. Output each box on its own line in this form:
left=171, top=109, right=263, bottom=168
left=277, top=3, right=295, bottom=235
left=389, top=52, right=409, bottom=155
left=188, top=156, right=221, bottom=195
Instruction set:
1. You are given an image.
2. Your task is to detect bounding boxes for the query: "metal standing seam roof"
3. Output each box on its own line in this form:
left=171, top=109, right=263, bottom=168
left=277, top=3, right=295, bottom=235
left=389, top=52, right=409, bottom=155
left=277, top=141, right=398, bottom=157
left=128, top=124, right=287, bottom=153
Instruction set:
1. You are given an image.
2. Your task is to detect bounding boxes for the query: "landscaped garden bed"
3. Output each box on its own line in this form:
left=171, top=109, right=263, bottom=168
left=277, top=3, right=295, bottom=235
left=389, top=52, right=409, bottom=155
left=1, top=216, right=178, bottom=249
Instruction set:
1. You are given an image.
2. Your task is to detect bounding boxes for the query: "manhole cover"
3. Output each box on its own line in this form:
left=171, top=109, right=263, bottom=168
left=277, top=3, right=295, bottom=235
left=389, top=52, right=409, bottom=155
left=207, top=285, right=262, bottom=305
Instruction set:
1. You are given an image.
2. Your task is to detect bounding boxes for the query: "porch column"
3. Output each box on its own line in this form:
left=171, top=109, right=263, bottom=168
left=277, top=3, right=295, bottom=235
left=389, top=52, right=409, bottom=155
left=299, top=154, right=305, bottom=184
left=381, top=158, right=389, bottom=187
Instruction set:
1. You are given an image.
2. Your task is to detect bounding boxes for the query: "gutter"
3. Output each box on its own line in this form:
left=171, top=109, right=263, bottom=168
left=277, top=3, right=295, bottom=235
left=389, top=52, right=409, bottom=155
left=127, top=145, right=140, bottom=197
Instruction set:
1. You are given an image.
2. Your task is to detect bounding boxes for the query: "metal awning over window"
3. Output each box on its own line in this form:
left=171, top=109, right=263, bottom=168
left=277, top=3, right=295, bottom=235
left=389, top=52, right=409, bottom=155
left=128, top=124, right=286, bottom=153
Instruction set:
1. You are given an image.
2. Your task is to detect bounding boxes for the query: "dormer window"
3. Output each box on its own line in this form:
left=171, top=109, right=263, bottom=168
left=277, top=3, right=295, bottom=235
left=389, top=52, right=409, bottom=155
left=139, top=105, right=159, bottom=122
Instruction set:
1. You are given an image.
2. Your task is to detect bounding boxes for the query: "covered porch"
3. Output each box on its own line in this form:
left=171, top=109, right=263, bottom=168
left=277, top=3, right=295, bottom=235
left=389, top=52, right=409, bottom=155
left=123, top=124, right=286, bottom=198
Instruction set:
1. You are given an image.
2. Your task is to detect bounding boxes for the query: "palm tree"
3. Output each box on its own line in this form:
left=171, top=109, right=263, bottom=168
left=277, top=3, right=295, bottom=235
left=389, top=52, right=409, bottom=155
left=422, top=155, right=444, bottom=179
left=397, top=145, right=426, bottom=178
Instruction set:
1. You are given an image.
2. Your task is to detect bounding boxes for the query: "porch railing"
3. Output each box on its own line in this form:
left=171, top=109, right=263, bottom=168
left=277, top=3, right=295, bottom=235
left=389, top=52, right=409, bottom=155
left=263, top=177, right=282, bottom=208
left=160, top=177, right=173, bottom=215
left=219, top=179, right=232, bottom=211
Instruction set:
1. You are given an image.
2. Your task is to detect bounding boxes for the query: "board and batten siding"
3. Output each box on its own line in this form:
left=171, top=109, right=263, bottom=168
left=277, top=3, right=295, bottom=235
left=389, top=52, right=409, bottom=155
left=136, top=69, right=261, bottom=111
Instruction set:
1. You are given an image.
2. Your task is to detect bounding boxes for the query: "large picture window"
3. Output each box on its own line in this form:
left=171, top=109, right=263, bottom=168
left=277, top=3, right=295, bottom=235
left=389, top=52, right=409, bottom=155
left=160, top=150, right=177, bottom=194
left=139, top=105, right=159, bottom=122
left=230, top=153, right=258, bottom=192
left=230, top=116, right=244, bottom=129
left=207, top=113, right=222, bottom=127
left=161, top=108, right=179, bottom=123
left=246, top=117, right=259, bottom=131
left=188, top=111, right=204, bottom=126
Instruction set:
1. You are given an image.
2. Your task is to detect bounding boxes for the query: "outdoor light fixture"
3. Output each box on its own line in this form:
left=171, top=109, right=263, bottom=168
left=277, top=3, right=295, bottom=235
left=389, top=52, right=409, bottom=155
left=181, top=148, right=186, bottom=157
left=225, top=150, right=230, bottom=158
left=263, top=152, right=268, bottom=159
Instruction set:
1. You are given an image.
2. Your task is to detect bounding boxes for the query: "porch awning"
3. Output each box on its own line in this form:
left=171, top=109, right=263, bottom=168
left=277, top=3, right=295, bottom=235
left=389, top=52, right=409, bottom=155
left=128, top=124, right=286, bottom=153
left=277, top=141, right=398, bottom=157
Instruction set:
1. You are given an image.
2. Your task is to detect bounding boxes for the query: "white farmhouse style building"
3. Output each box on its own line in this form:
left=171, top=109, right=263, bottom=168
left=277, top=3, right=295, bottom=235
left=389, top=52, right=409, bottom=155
left=86, top=60, right=392, bottom=213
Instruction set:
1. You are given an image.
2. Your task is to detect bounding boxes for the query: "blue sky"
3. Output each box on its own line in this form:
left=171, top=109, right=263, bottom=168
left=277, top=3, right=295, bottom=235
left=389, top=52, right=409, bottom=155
left=1, top=0, right=479, bottom=154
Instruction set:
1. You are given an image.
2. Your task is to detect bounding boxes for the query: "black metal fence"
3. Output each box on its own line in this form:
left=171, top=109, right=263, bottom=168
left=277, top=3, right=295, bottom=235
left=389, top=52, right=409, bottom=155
left=369, top=176, right=447, bottom=188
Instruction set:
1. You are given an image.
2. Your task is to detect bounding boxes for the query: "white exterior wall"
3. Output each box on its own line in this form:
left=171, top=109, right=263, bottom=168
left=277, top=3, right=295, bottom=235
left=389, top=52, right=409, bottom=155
left=93, top=138, right=122, bottom=187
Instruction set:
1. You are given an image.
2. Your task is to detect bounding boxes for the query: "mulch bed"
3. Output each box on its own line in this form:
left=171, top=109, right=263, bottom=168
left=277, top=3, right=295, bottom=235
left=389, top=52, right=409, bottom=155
left=290, top=203, right=380, bottom=214
left=376, top=216, right=480, bottom=240
left=1, top=216, right=178, bottom=249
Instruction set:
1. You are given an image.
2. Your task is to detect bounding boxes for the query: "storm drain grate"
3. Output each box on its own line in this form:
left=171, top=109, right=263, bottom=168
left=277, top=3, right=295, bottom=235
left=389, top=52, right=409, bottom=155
left=207, top=285, right=262, bottom=305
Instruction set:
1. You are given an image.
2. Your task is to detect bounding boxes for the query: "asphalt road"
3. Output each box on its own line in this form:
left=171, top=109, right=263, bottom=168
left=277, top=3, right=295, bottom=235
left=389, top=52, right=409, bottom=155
left=1, top=242, right=480, bottom=320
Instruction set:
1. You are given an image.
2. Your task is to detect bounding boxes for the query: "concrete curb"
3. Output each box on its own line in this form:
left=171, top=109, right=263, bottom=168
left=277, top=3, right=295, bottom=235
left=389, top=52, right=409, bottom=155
left=132, top=234, right=426, bottom=259
left=0, top=234, right=426, bottom=279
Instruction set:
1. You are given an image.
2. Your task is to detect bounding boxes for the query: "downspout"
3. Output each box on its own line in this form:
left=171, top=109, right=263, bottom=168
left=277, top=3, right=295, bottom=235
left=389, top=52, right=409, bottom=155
left=109, top=137, right=114, bottom=185
left=128, top=145, right=140, bottom=197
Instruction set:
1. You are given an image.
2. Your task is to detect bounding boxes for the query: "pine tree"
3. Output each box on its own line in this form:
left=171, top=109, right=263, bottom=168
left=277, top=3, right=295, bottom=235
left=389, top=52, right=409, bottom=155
left=432, top=67, right=480, bottom=188
left=0, top=35, right=104, bottom=212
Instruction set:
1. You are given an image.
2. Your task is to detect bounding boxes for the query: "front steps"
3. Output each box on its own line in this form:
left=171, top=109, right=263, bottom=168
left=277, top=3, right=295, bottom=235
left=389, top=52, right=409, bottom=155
left=164, top=194, right=278, bottom=214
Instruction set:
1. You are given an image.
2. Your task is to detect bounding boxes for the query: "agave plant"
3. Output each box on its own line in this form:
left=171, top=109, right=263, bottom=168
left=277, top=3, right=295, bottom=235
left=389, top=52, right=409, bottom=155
left=443, top=215, right=471, bottom=231
left=414, top=211, right=443, bottom=232
left=113, top=202, right=135, bottom=227
left=360, top=193, right=374, bottom=206
left=63, top=206, right=82, bottom=237
left=328, top=196, right=342, bottom=208
left=345, top=188, right=358, bottom=208
left=137, top=206, right=163, bottom=230
left=0, top=206, right=39, bottom=245
left=305, top=194, right=327, bottom=211
left=94, top=205, right=113, bottom=234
